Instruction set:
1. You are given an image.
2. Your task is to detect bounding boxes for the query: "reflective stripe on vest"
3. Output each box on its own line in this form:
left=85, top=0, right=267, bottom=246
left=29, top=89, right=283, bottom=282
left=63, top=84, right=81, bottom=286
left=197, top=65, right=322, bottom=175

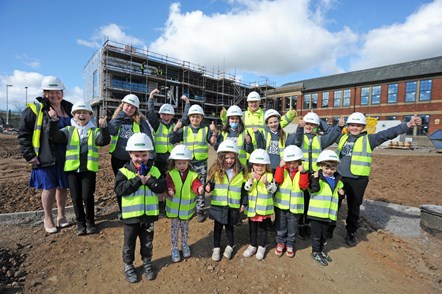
left=120, top=166, right=161, bottom=219
left=246, top=173, right=274, bottom=217
left=183, top=126, right=208, bottom=161
left=301, top=135, right=321, bottom=172
left=307, top=180, right=343, bottom=221
left=64, top=126, right=100, bottom=172
left=28, top=102, right=44, bottom=156
left=210, top=172, right=245, bottom=208
left=154, top=122, right=175, bottom=154
left=221, top=132, right=248, bottom=166
left=337, top=135, right=372, bottom=176
left=109, top=122, right=141, bottom=153
left=274, top=171, right=304, bottom=213
left=166, top=169, right=198, bottom=220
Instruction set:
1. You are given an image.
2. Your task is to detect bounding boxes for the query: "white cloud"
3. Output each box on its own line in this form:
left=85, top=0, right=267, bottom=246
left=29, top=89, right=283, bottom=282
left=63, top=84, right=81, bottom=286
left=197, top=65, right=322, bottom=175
left=149, top=0, right=357, bottom=77
left=14, top=54, right=40, bottom=69
left=351, top=0, right=442, bottom=70
left=77, top=23, right=144, bottom=49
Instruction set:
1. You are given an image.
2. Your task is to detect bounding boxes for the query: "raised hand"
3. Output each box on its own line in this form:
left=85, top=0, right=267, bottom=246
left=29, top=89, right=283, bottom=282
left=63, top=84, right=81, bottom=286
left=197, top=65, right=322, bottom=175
left=338, top=116, right=345, bottom=127
left=149, top=88, right=160, bottom=98
left=407, top=113, right=422, bottom=128
left=48, top=107, right=58, bottom=121
left=173, top=119, right=183, bottom=132
left=245, top=132, right=252, bottom=144
left=181, top=95, right=190, bottom=104
left=99, top=116, right=108, bottom=128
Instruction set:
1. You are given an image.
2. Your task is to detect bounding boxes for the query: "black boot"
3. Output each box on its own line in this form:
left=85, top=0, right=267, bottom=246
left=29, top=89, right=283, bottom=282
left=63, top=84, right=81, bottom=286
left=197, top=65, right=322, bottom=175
left=143, top=260, right=156, bottom=280
left=77, top=223, right=86, bottom=236
left=124, top=264, right=138, bottom=283
left=197, top=211, right=207, bottom=223
left=345, top=232, right=357, bottom=247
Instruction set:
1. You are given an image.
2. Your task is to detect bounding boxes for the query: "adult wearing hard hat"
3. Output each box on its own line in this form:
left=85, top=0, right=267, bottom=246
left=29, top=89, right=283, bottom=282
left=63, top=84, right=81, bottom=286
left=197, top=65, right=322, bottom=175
left=109, top=93, right=155, bottom=221
left=335, top=112, right=422, bottom=247
left=18, top=76, right=73, bottom=233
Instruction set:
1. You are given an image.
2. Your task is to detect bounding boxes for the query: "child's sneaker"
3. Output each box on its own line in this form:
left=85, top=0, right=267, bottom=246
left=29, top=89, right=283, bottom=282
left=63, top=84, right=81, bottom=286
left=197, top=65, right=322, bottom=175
left=321, top=251, right=332, bottom=262
left=143, top=260, right=156, bottom=280
left=212, top=247, right=221, bottom=261
left=312, top=252, right=328, bottom=266
left=286, top=246, right=295, bottom=258
left=124, top=263, right=138, bottom=283
left=274, top=243, right=285, bottom=256
left=182, top=243, right=191, bottom=258
left=171, top=248, right=181, bottom=263
left=256, top=246, right=266, bottom=261
left=223, top=245, right=234, bottom=260
left=243, top=245, right=257, bottom=258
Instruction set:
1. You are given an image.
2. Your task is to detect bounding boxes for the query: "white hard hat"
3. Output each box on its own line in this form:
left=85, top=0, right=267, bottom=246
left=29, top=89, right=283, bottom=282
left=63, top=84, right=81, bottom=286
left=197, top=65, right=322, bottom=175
left=264, top=109, right=281, bottom=122
left=126, top=133, right=154, bottom=151
left=303, top=112, right=320, bottom=125
left=71, top=101, right=94, bottom=116
left=282, top=145, right=304, bottom=162
left=247, top=91, right=261, bottom=102
left=249, top=149, right=270, bottom=165
left=188, top=104, right=204, bottom=116
left=159, top=104, right=175, bottom=115
left=347, top=112, right=366, bottom=125
left=226, top=105, right=243, bottom=117
left=169, top=144, right=192, bottom=160
left=217, top=140, right=239, bottom=154
left=41, top=76, right=65, bottom=90
left=122, top=94, right=140, bottom=109
left=317, top=150, right=340, bottom=164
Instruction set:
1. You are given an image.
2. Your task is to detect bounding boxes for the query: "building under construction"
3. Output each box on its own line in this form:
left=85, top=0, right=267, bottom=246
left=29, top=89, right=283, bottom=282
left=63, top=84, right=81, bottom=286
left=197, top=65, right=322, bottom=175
left=84, top=40, right=275, bottom=123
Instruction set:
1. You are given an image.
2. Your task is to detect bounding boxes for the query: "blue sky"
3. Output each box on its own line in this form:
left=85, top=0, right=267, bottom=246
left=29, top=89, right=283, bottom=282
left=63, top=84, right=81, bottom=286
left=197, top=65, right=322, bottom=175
left=1, top=0, right=441, bottom=111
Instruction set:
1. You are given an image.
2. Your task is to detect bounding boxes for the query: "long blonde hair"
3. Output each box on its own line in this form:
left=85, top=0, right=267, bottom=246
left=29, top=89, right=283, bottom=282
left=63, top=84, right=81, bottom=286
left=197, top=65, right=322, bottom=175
left=112, top=102, right=146, bottom=123
left=207, top=152, right=248, bottom=183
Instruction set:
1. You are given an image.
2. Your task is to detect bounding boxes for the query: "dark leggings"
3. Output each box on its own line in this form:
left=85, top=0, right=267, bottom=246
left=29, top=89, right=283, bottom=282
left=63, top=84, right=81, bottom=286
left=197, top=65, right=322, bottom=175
left=340, top=177, right=369, bottom=234
left=249, top=218, right=272, bottom=247
left=213, top=221, right=234, bottom=248
left=67, top=171, right=96, bottom=225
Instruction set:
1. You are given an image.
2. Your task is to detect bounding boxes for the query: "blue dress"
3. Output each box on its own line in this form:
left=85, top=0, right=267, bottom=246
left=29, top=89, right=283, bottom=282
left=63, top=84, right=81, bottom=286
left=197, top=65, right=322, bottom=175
left=29, top=117, right=70, bottom=190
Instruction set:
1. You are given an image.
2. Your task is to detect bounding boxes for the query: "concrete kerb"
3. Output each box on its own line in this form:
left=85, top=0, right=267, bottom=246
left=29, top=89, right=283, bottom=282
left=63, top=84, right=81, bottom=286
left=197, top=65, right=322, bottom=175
left=0, top=206, right=75, bottom=225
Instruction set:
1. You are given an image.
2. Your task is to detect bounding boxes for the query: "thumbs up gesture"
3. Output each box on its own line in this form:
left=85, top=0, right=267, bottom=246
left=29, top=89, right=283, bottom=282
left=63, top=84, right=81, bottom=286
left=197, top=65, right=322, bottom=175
left=407, top=113, right=422, bottom=128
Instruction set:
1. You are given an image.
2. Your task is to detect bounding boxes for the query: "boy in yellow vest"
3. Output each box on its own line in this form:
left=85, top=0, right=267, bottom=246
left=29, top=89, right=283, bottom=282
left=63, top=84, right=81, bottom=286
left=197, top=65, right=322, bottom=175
left=115, top=133, right=166, bottom=283
left=308, top=150, right=344, bottom=266
left=48, top=101, right=110, bottom=235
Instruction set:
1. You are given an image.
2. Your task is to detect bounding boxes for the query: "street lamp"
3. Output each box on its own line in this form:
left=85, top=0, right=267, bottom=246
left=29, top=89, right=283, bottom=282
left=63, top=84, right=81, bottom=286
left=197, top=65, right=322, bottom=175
left=25, top=86, right=28, bottom=105
left=6, top=84, right=13, bottom=125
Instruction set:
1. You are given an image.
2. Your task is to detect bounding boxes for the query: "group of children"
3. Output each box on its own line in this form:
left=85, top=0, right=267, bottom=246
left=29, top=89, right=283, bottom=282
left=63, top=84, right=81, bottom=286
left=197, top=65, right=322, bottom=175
left=42, top=88, right=422, bottom=283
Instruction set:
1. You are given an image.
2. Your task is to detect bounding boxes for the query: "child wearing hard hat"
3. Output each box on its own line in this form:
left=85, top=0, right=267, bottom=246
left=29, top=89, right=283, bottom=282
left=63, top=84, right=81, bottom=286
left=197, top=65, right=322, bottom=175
left=169, top=104, right=216, bottom=223
left=114, top=133, right=166, bottom=283
left=109, top=94, right=155, bottom=221
left=242, top=149, right=277, bottom=261
left=273, top=145, right=309, bottom=258
left=335, top=112, right=422, bottom=247
left=205, top=140, right=248, bottom=261
left=165, top=144, right=204, bottom=263
left=294, top=112, right=345, bottom=240
left=308, top=150, right=345, bottom=266
left=48, top=101, right=110, bottom=235
left=147, top=89, right=191, bottom=215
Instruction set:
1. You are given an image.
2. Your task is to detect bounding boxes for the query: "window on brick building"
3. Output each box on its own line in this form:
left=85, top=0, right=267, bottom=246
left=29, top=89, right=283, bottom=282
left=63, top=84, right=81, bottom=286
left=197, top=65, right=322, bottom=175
left=419, top=79, right=432, bottom=101
left=361, top=87, right=369, bottom=105
left=286, top=95, right=297, bottom=110
left=334, top=90, right=341, bottom=107
left=388, top=83, right=398, bottom=103
left=386, top=116, right=397, bottom=120
left=322, top=92, right=329, bottom=108
left=405, top=81, right=417, bottom=102
left=304, top=94, right=311, bottom=109
left=343, top=89, right=351, bottom=107
left=371, top=85, right=381, bottom=104
left=311, top=93, right=318, bottom=109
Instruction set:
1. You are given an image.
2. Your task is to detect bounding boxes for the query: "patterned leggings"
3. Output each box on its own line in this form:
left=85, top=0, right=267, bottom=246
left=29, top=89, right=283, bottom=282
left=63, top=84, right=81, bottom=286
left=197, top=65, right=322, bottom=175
left=171, top=218, right=189, bottom=249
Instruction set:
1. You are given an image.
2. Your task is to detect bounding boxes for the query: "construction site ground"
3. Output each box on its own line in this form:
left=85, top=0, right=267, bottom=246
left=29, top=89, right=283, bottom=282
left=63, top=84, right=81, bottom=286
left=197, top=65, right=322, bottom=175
left=0, top=133, right=441, bottom=293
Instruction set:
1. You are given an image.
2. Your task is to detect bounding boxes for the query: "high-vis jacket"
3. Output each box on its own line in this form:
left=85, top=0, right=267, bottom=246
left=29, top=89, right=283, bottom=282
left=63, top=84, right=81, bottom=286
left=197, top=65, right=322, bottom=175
left=274, top=171, right=304, bottom=214
left=245, top=173, right=274, bottom=217
left=166, top=169, right=199, bottom=220
left=109, top=122, right=140, bottom=153
left=182, top=126, right=208, bottom=161
left=64, top=126, right=100, bottom=172
left=301, top=135, right=321, bottom=172
left=211, top=172, right=246, bottom=209
left=155, top=123, right=175, bottom=154
left=120, top=166, right=161, bottom=219
left=337, top=134, right=372, bottom=176
left=307, top=178, right=343, bottom=221
left=27, top=102, right=44, bottom=156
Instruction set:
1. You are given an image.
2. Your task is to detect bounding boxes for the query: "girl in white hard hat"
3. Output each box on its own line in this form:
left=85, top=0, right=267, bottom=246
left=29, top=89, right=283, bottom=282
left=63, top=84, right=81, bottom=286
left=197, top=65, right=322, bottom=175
left=18, top=76, right=73, bottom=234
left=108, top=94, right=155, bottom=221
left=165, top=144, right=204, bottom=263
left=169, top=104, right=216, bottom=223
left=213, top=105, right=254, bottom=166
left=294, top=112, right=345, bottom=240
left=147, top=89, right=191, bottom=215
left=255, top=109, right=297, bottom=171
left=49, top=101, right=110, bottom=235
left=205, top=140, right=248, bottom=261
left=242, top=149, right=277, bottom=261
left=115, top=133, right=166, bottom=283
left=273, top=145, right=309, bottom=258
left=335, top=112, right=422, bottom=247
left=308, top=150, right=345, bottom=266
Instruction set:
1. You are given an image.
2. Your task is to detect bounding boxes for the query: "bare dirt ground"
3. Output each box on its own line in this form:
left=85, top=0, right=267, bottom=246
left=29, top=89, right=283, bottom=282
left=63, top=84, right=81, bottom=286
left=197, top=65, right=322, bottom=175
left=1, top=133, right=441, bottom=293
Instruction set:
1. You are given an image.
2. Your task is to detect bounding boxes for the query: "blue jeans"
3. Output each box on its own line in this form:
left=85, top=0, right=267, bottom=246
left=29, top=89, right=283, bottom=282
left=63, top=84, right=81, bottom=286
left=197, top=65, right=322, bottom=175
left=275, top=207, right=301, bottom=247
